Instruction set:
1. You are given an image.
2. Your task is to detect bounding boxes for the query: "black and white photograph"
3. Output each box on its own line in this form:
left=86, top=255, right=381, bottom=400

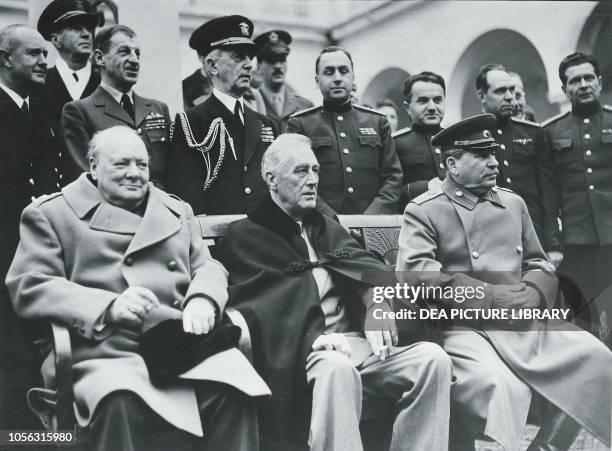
left=0, top=1, right=611, bottom=450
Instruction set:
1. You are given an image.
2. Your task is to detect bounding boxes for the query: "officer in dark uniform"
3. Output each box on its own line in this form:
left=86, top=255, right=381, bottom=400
left=36, top=0, right=101, bottom=186
left=287, top=46, right=402, bottom=214
left=393, top=71, right=446, bottom=211
left=253, top=30, right=313, bottom=133
left=168, top=15, right=276, bottom=215
left=543, top=53, right=612, bottom=343
left=476, top=63, right=556, bottom=251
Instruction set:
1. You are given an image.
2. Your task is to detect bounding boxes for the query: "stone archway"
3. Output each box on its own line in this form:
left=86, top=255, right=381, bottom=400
left=362, top=67, right=411, bottom=129
left=577, top=1, right=612, bottom=106
left=449, top=29, right=556, bottom=122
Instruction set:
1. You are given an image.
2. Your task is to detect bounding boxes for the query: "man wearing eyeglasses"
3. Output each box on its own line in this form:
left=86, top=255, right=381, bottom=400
left=254, top=30, right=313, bottom=133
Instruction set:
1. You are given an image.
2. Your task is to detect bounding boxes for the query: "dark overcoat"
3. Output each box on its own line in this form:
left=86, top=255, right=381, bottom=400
left=216, top=194, right=395, bottom=441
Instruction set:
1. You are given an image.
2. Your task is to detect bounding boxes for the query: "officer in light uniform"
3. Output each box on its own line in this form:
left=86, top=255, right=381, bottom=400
left=287, top=45, right=402, bottom=214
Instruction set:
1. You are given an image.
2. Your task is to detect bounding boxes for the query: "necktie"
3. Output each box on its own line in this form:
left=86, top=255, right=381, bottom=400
left=121, top=93, right=135, bottom=121
left=21, top=100, right=30, bottom=118
left=72, top=72, right=79, bottom=82
left=234, top=101, right=243, bottom=125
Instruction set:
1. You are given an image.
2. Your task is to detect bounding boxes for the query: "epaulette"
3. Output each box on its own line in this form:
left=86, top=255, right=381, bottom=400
left=496, top=186, right=517, bottom=195
left=411, top=187, right=444, bottom=205
left=541, top=110, right=570, bottom=127
left=603, top=105, right=612, bottom=113
left=510, top=116, right=541, bottom=128
left=392, top=127, right=412, bottom=139
left=289, top=105, right=319, bottom=118
left=354, top=104, right=385, bottom=116
left=32, top=191, right=62, bottom=206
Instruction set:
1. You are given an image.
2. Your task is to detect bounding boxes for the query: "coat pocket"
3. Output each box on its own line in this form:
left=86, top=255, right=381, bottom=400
left=358, top=136, right=382, bottom=148
left=552, top=138, right=572, bottom=151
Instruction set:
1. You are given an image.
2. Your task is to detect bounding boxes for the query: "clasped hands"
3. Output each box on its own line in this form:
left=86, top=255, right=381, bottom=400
left=489, top=283, right=542, bottom=310
left=106, top=286, right=216, bottom=335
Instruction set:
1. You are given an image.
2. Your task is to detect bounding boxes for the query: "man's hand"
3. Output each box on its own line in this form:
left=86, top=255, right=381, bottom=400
left=107, top=287, right=160, bottom=328
left=547, top=251, right=564, bottom=268
left=490, top=283, right=541, bottom=309
left=364, top=301, right=398, bottom=361
left=312, top=333, right=351, bottom=358
left=183, top=297, right=216, bottom=335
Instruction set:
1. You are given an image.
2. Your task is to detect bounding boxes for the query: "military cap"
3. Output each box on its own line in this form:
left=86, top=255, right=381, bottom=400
left=189, top=15, right=255, bottom=56
left=254, top=30, right=292, bottom=60
left=432, top=113, right=499, bottom=152
left=37, top=0, right=99, bottom=40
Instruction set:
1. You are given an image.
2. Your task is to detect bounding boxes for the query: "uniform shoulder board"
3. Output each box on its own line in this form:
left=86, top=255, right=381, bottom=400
left=289, top=105, right=319, bottom=118
left=33, top=191, right=62, bottom=206
left=603, top=105, right=612, bottom=112
left=495, top=186, right=517, bottom=195
left=510, top=116, right=541, bottom=127
left=541, top=110, right=570, bottom=127
left=392, top=127, right=412, bottom=138
left=353, top=104, right=385, bottom=116
left=412, top=187, right=444, bottom=205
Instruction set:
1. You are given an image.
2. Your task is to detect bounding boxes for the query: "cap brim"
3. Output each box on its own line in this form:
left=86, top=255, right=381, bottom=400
left=179, top=348, right=271, bottom=397
left=56, top=11, right=99, bottom=29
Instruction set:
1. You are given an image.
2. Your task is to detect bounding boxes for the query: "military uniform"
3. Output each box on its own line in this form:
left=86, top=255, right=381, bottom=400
left=396, top=114, right=612, bottom=451
left=492, top=116, right=555, bottom=249
left=392, top=124, right=445, bottom=211
left=543, top=104, right=612, bottom=337
left=259, top=85, right=313, bottom=134
left=182, top=68, right=212, bottom=109
left=287, top=102, right=402, bottom=214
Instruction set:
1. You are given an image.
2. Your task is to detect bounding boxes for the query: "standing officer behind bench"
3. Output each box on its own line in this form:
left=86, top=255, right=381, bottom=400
left=287, top=46, right=402, bottom=215
left=168, top=15, right=276, bottom=215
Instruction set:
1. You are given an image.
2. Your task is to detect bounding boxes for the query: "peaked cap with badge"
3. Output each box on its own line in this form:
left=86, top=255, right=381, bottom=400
left=431, top=113, right=499, bottom=152
left=254, top=30, right=292, bottom=60
left=37, top=0, right=99, bottom=40
left=168, top=16, right=276, bottom=215
left=189, top=15, right=255, bottom=56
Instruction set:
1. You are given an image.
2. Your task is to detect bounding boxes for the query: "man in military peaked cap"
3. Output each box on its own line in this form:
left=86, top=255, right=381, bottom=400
left=37, top=0, right=101, bottom=186
left=168, top=15, right=276, bottom=215
left=397, top=114, right=612, bottom=451
left=253, top=30, right=313, bottom=133
left=287, top=45, right=402, bottom=215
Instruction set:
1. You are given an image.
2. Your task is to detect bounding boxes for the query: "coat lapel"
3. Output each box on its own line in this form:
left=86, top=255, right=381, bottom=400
left=133, top=93, right=153, bottom=127
left=92, top=87, right=133, bottom=126
left=243, top=107, right=261, bottom=166
left=125, top=189, right=182, bottom=256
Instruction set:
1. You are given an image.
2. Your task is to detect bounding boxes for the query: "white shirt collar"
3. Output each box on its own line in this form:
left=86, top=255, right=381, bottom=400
left=100, top=82, right=134, bottom=105
left=213, top=88, right=244, bottom=114
left=0, top=80, right=28, bottom=108
left=54, top=57, right=92, bottom=100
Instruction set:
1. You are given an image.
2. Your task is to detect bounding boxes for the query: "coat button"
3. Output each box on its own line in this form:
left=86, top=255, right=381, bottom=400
left=497, top=129, right=502, bottom=135
left=503, top=160, right=509, bottom=166
left=125, top=257, right=133, bottom=266
left=243, top=165, right=248, bottom=172
left=516, top=246, right=523, bottom=253
left=337, top=115, right=344, bottom=121
left=584, top=133, right=590, bottom=140
left=506, top=177, right=512, bottom=184
left=161, top=136, right=166, bottom=142
left=346, top=167, right=352, bottom=173
left=347, top=187, right=354, bottom=194
left=455, top=190, right=463, bottom=197
left=587, top=168, right=593, bottom=174
left=471, top=251, right=480, bottom=259
left=339, top=132, right=347, bottom=138
left=29, top=178, right=35, bottom=185
left=342, top=148, right=349, bottom=154
left=500, top=144, right=506, bottom=150
left=583, top=118, right=590, bottom=124
left=137, top=128, right=142, bottom=134
left=439, top=163, right=444, bottom=169
left=589, top=185, right=595, bottom=191
left=244, top=187, right=251, bottom=194
left=434, top=148, right=441, bottom=154
left=167, top=260, right=177, bottom=271
left=585, top=150, right=592, bottom=157
left=173, top=299, right=180, bottom=307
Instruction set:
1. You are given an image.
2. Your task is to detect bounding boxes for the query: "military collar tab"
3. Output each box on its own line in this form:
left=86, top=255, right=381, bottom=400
left=391, top=127, right=411, bottom=138
left=442, top=177, right=504, bottom=210
left=541, top=110, right=570, bottom=127
left=323, top=99, right=352, bottom=113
